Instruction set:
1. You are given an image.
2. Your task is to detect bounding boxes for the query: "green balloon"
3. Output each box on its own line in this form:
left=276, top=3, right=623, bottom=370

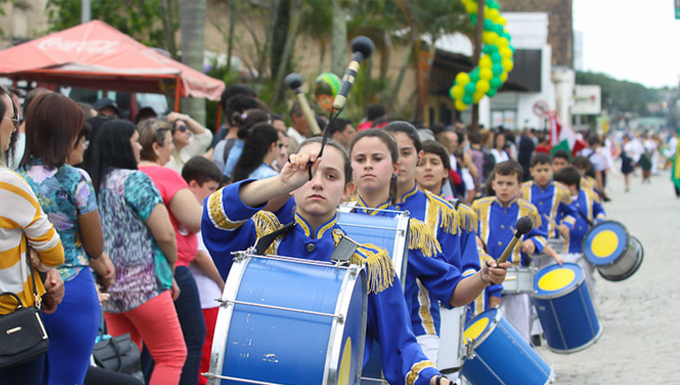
left=491, top=52, right=502, bottom=63
left=494, top=25, right=505, bottom=35
left=462, top=95, right=474, bottom=105
left=490, top=76, right=502, bottom=89
left=487, top=88, right=497, bottom=97
left=469, top=14, right=476, bottom=24
left=487, top=45, right=498, bottom=53
left=470, top=68, right=480, bottom=82
left=483, top=45, right=494, bottom=54
left=484, top=20, right=494, bottom=31
left=464, top=82, right=476, bottom=95
left=491, top=1, right=500, bottom=10
left=510, top=45, right=516, bottom=54
left=504, top=33, right=512, bottom=42
left=492, top=64, right=503, bottom=76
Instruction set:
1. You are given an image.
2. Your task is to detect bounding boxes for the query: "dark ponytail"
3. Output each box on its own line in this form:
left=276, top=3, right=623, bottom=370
left=233, top=108, right=271, bottom=140
left=232, top=123, right=279, bottom=182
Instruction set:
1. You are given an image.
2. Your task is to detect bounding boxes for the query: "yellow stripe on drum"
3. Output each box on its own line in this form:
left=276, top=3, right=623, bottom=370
left=464, top=317, right=489, bottom=342
left=337, top=337, right=352, bottom=385
left=592, top=230, right=619, bottom=258
left=538, top=268, right=576, bottom=291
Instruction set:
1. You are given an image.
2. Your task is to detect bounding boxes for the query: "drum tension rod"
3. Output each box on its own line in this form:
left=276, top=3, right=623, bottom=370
left=216, top=298, right=345, bottom=323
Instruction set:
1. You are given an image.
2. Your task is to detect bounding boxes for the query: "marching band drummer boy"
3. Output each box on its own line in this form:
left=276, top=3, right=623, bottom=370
left=553, top=166, right=606, bottom=290
left=202, top=138, right=508, bottom=385
left=521, top=152, right=578, bottom=255
left=472, top=161, right=549, bottom=341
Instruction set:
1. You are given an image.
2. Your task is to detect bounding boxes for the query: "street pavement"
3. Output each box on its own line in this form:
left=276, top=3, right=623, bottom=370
left=536, top=171, right=680, bottom=384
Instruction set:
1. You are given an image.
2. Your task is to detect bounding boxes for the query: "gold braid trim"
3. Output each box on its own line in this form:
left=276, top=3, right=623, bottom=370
left=554, top=182, right=572, bottom=205
left=252, top=211, right=282, bottom=255
left=408, top=219, right=441, bottom=257
left=208, top=188, right=246, bottom=230
left=457, top=203, right=478, bottom=233
left=350, top=244, right=395, bottom=295
left=424, top=190, right=459, bottom=235
left=519, top=199, right=542, bottom=229
left=405, top=360, right=436, bottom=385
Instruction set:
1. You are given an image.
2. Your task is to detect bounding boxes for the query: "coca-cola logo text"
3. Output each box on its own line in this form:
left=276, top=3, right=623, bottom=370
left=38, top=37, right=119, bottom=54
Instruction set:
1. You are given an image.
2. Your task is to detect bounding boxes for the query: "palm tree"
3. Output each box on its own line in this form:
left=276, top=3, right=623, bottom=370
left=179, top=0, right=206, bottom=122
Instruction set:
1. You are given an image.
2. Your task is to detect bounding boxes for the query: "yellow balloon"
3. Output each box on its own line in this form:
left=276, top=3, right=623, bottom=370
left=465, top=2, right=477, bottom=14
left=498, top=16, right=507, bottom=26
left=500, top=72, right=508, bottom=82
left=452, top=85, right=465, bottom=99
left=500, top=47, right=513, bottom=59
left=497, top=37, right=509, bottom=48
left=476, top=79, right=490, bottom=94
left=456, top=72, right=471, bottom=86
left=502, top=59, right=514, bottom=72
left=473, top=91, right=485, bottom=103
left=488, top=9, right=500, bottom=21
left=479, top=55, right=492, bottom=69
left=480, top=68, right=493, bottom=80
left=455, top=100, right=468, bottom=111
left=482, top=32, right=498, bottom=46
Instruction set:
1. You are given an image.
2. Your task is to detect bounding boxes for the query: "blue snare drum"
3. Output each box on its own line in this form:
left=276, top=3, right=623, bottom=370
left=208, top=254, right=367, bottom=385
left=461, top=308, right=554, bottom=385
left=336, top=209, right=410, bottom=385
left=531, top=263, right=602, bottom=354
left=582, top=220, right=643, bottom=281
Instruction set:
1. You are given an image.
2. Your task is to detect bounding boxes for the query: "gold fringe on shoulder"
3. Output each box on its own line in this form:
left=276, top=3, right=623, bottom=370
left=351, top=244, right=395, bottom=295
left=408, top=219, right=441, bottom=257
left=424, top=191, right=459, bottom=235
left=252, top=211, right=282, bottom=255
left=457, top=204, right=478, bottom=233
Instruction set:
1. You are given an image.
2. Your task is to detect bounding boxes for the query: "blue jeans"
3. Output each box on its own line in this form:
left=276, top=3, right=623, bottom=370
left=0, top=354, right=45, bottom=385
left=42, top=268, right=100, bottom=385
left=141, top=266, right=206, bottom=385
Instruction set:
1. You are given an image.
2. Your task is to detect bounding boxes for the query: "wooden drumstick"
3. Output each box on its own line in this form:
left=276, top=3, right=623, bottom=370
left=542, top=213, right=564, bottom=238
left=497, top=216, right=533, bottom=264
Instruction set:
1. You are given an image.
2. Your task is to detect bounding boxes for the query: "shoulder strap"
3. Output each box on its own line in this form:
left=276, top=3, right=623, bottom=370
left=254, top=221, right=296, bottom=255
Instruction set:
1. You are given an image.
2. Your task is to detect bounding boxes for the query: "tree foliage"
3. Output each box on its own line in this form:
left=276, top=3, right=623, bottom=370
left=576, top=71, right=661, bottom=117
left=45, top=0, right=177, bottom=50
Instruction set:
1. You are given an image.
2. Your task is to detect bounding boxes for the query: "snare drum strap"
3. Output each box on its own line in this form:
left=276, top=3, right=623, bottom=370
left=254, top=220, right=296, bottom=255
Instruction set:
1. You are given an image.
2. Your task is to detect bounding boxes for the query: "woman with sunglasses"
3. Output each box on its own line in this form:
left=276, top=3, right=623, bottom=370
left=232, top=123, right=282, bottom=182
left=165, top=112, right=213, bottom=173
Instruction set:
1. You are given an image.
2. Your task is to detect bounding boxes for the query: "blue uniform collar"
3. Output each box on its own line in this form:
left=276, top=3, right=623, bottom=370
left=494, top=196, right=518, bottom=208
left=294, top=212, right=337, bottom=239
left=356, top=194, right=392, bottom=215
left=397, top=184, right=419, bottom=205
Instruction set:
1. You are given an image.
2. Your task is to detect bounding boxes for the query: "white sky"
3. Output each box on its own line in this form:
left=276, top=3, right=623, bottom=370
left=574, top=0, right=680, bottom=89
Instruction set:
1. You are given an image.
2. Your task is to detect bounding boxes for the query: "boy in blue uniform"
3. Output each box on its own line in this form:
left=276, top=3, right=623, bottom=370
left=521, top=153, right=577, bottom=255
left=553, top=166, right=606, bottom=290
left=202, top=138, right=507, bottom=385
left=473, top=161, right=548, bottom=340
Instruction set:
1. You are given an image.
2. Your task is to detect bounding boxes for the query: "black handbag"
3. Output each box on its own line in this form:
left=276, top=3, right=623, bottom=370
left=92, top=333, right=143, bottom=381
left=0, top=239, right=50, bottom=368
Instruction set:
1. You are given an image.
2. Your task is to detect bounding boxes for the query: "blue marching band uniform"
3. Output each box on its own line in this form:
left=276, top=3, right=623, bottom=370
left=563, top=188, right=606, bottom=254
left=520, top=180, right=577, bottom=247
left=202, top=181, right=441, bottom=385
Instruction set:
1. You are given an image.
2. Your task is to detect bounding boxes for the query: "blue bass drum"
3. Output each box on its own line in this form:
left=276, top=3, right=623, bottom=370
left=208, top=254, right=367, bottom=385
left=531, top=263, right=602, bottom=354
left=461, top=308, right=554, bottom=385
left=336, top=208, right=410, bottom=385
left=582, top=220, right=643, bottom=281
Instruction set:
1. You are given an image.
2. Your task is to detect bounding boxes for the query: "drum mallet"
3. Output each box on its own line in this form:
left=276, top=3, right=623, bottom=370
left=497, top=216, right=534, bottom=264
left=284, top=73, right=322, bottom=136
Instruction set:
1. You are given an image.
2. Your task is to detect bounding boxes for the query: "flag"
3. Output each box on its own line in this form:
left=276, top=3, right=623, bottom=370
left=672, top=132, right=680, bottom=190
left=549, top=112, right=587, bottom=157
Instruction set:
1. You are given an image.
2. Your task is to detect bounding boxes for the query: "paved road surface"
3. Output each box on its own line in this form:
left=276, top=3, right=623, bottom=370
left=537, top=171, right=680, bottom=384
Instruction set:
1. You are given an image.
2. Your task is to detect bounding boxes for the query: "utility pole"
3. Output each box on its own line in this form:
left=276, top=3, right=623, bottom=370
left=471, top=0, right=485, bottom=131
left=81, top=0, right=91, bottom=23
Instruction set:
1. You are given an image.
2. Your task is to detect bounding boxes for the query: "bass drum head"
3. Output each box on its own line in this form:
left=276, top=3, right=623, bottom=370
left=583, top=221, right=629, bottom=266
left=598, top=236, right=644, bottom=282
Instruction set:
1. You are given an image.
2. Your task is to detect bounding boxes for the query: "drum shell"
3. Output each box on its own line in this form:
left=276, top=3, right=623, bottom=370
left=531, top=263, right=602, bottom=354
left=597, top=236, right=644, bottom=282
left=209, top=255, right=367, bottom=385
left=501, top=267, right=537, bottom=294
left=438, top=306, right=466, bottom=373
left=461, top=308, right=554, bottom=385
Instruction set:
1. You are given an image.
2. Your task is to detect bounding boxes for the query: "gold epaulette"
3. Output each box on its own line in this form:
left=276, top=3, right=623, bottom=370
left=252, top=211, right=282, bottom=255
left=554, top=182, right=572, bottom=205
left=408, top=219, right=441, bottom=257
left=520, top=181, right=533, bottom=199
left=457, top=202, right=478, bottom=233
left=332, top=230, right=395, bottom=294
left=424, top=190, right=459, bottom=235
left=518, top=199, right=542, bottom=229
left=585, top=187, right=601, bottom=204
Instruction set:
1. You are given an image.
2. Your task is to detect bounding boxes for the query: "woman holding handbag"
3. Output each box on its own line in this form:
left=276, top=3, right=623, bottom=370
left=0, top=87, right=65, bottom=383
left=84, top=119, right=186, bottom=385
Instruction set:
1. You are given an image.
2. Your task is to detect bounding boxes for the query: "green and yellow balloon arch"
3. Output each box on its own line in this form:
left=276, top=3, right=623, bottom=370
left=450, top=0, right=515, bottom=111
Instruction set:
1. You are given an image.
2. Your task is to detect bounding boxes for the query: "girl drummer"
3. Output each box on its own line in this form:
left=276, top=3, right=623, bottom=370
left=202, top=137, right=487, bottom=385
left=348, top=129, right=509, bottom=362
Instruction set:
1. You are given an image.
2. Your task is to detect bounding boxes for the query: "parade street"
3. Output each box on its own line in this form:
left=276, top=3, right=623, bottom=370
left=538, top=172, right=680, bottom=384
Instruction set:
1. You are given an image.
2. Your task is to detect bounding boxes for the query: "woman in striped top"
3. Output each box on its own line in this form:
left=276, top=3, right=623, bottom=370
left=0, top=86, right=64, bottom=384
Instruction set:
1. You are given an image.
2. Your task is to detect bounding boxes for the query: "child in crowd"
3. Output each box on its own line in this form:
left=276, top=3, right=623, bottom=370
left=551, top=149, right=571, bottom=173
left=573, top=156, right=600, bottom=197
